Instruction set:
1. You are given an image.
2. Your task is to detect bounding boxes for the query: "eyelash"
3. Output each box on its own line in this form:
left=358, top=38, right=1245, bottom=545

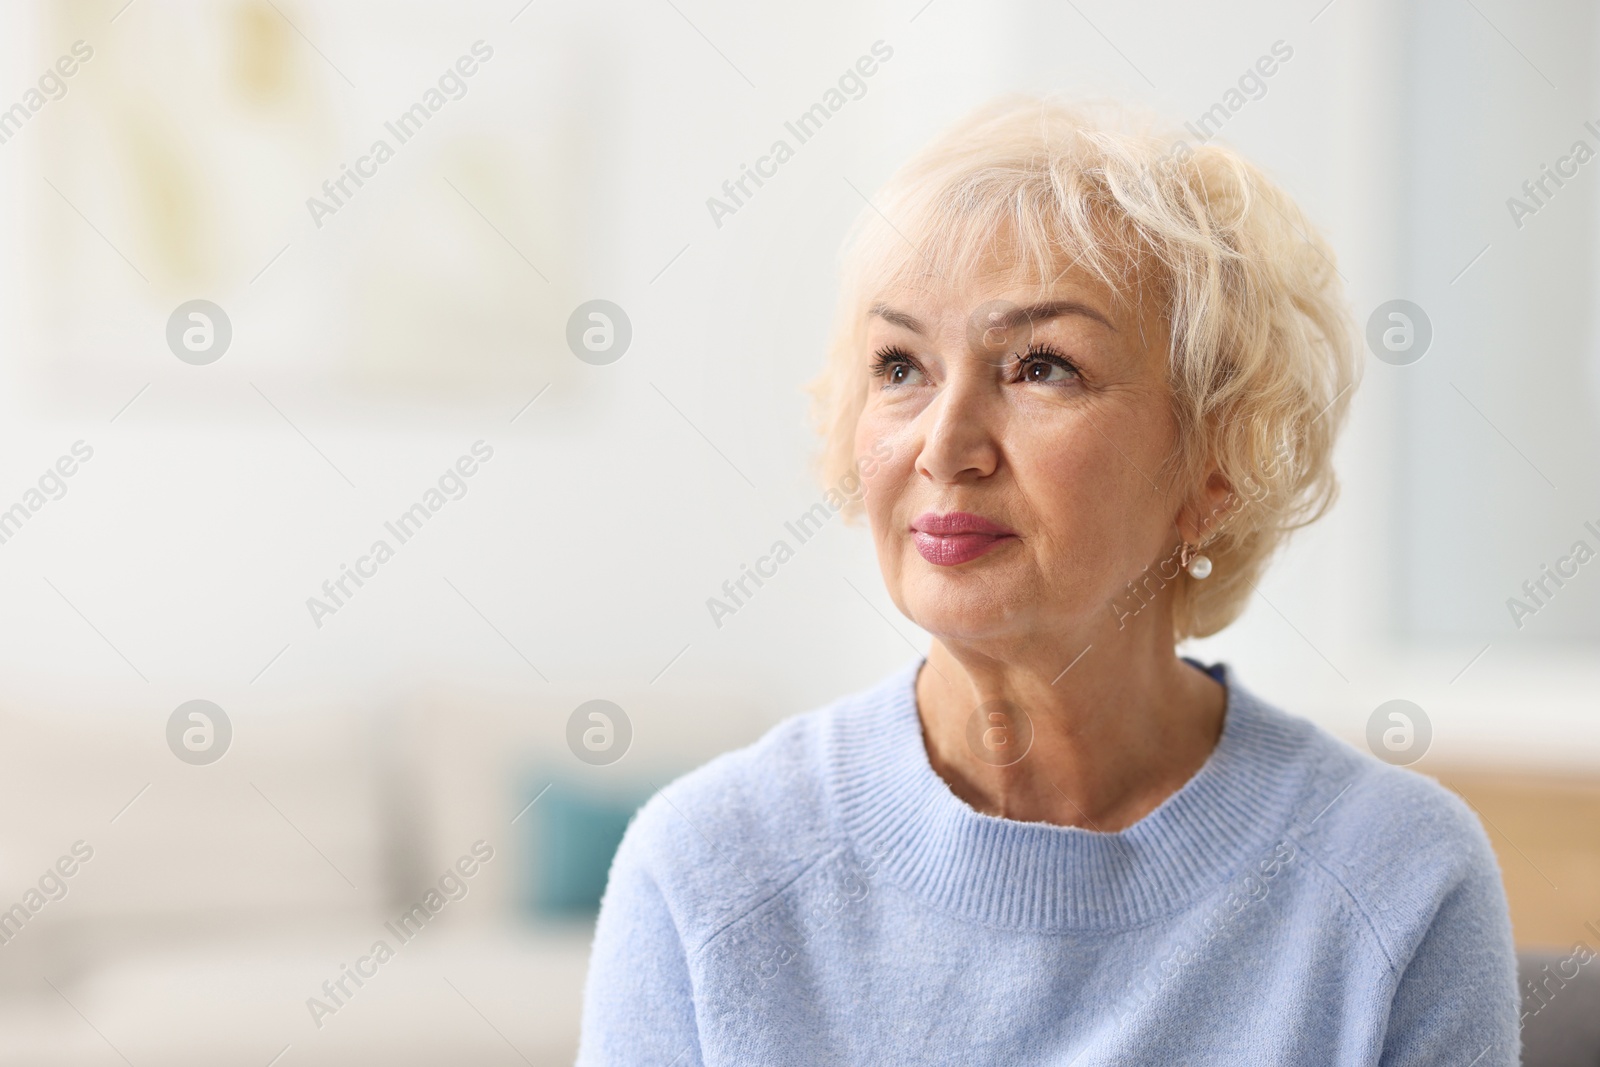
left=1007, top=344, right=1081, bottom=384
left=868, top=344, right=1083, bottom=385
left=869, top=345, right=917, bottom=382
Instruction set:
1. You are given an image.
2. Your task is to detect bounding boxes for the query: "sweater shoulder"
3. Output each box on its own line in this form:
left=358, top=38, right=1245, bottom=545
left=1274, top=711, right=1502, bottom=970
left=605, top=683, right=874, bottom=950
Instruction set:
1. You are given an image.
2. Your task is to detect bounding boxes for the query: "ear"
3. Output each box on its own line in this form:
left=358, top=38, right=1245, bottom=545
left=1175, top=468, right=1234, bottom=545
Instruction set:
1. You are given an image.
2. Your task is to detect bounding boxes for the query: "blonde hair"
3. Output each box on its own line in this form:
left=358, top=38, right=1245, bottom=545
left=807, top=96, right=1361, bottom=639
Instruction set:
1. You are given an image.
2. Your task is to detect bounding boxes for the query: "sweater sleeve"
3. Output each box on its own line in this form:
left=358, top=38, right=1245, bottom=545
left=576, top=832, right=704, bottom=1067
left=1377, top=834, right=1521, bottom=1066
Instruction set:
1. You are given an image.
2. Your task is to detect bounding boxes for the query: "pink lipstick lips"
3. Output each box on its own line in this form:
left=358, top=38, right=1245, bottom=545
left=910, top=511, right=1018, bottom=566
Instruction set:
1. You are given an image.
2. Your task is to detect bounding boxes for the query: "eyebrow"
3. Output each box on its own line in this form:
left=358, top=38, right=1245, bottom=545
left=868, top=303, right=926, bottom=332
left=869, top=299, right=1115, bottom=334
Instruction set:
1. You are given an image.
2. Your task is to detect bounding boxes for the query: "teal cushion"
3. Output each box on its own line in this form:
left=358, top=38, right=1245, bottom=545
left=522, top=776, right=652, bottom=917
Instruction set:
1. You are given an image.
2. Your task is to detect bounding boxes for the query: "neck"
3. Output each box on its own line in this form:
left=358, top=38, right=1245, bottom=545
left=914, top=618, right=1226, bottom=832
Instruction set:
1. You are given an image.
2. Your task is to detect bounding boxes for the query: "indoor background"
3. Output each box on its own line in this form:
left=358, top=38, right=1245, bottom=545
left=0, top=0, right=1597, bottom=1063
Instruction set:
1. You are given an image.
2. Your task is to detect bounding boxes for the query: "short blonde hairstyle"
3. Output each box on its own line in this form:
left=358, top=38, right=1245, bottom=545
left=808, top=96, right=1361, bottom=640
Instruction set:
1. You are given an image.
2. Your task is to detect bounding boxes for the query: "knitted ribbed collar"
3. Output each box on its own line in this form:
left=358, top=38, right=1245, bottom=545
left=824, top=657, right=1314, bottom=932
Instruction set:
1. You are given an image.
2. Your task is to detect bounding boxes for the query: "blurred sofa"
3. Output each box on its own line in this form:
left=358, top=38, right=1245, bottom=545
left=1521, top=949, right=1600, bottom=1067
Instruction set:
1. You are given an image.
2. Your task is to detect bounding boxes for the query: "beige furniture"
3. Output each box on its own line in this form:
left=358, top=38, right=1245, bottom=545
left=1429, top=766, right=1600, bottom=951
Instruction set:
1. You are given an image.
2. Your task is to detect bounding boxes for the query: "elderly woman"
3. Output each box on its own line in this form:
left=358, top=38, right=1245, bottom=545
left=577, top=98, right=1518, bottom=1065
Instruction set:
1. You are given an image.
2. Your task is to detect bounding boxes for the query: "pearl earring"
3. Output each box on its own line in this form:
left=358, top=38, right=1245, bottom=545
left=1179, top=541, right=1213, bottom=580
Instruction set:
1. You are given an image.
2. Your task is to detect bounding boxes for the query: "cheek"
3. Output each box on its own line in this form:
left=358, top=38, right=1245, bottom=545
left=1022, top=452, right=1112, bottom=555
left=852, top=405, right=879, bottom=466
left=1014, top=421, right=1166, bottom=553
left=1013, top=410, right=1097, bottom=487
left=854, top=407, right=904, bottom=508
left=853, top=417, right=907, bottom=584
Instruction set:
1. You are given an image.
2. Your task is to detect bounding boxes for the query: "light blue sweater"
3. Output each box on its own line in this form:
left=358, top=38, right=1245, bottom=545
left=578, top=659, right=1520, bottom=1065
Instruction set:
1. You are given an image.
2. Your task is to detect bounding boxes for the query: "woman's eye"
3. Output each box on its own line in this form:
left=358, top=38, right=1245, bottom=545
left=1014, top=351, right=1080, bottom=384
left=871, top=349, right=924, bottom=386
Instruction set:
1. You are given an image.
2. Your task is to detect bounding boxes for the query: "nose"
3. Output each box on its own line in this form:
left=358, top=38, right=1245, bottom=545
left=914, top=372, right=1001, bottom=484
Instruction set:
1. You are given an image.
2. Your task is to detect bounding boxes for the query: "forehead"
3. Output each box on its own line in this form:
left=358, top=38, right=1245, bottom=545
left=865, top=260, right=1144, bottom=337
left=861, top=202, right=1158, bottom=315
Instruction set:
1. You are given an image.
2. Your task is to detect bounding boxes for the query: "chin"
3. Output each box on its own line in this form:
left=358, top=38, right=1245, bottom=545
left=898, top=567, right=1037, bottom=645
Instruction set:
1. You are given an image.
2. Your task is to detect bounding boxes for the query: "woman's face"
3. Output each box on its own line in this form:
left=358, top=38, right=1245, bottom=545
left=854, top=264, right=1194, bottom=652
